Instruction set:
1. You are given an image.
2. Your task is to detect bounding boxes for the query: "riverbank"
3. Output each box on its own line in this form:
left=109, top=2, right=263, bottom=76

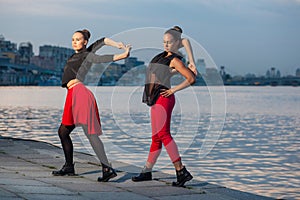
left=0, top=135, right=274, bottom=200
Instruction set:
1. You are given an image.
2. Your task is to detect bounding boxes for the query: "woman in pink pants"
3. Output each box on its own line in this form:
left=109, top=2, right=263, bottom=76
left=132, top=26, right=196, bottom=187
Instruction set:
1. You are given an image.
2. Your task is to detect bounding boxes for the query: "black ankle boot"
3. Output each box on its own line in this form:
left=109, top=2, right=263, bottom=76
left=97, top=164, right=117, bottom=182
left=132, top=172, right=152, bottom=182
left=172, top=166, right=193, bottom=187
left=52, top=163, right=75, bottom=176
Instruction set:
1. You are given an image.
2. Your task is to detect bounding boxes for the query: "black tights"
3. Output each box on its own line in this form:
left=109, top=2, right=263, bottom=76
left=58, top=124, right=75, bottom=165
left=58, top=124, right=110, bottom=167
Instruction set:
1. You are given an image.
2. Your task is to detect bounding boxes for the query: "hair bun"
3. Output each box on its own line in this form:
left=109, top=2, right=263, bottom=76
left=172, top=26, right=183, bottom=33
left=82, top=29, right=91, bottom=40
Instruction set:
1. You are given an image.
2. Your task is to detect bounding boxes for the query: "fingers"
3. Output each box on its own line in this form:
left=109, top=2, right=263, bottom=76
left=123, top=44, right=132, bottom=58
left=160, top=89, right=174, bottom=97
left=125, top=44, right=132, bottom=49
left=118, top=42, right=125, bottom=49
left=125, top=44, right=132, bottom=53
left=119, top=42, right=132, bottom=51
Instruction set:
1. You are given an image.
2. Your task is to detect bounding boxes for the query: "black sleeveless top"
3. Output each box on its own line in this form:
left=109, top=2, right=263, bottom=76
left=142, top=51, right=182, bottom=106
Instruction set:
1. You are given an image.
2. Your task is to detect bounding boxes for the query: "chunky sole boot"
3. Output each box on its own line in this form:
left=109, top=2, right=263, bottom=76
left=52, top=163, right=75, bottom=176
left=97, top=167, right=117, bottom=182
left=172, top=166, right=193, bottom=187
left=132, top=172, right=152, bottom=182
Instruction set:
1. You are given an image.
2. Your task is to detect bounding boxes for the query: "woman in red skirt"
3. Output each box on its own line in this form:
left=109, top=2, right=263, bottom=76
left=52, top=29, right=131, bottom=182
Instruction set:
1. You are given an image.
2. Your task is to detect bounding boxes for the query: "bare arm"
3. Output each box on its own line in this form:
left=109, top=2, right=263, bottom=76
left=160, top=58, right=195, bottom=97
left=87, top=37, right=125, bottom=53
left=181, top=38, right=197, bottom=75
left=104, top=38, right=130, bottom=61
left=104, top=38, right=125, bottom=49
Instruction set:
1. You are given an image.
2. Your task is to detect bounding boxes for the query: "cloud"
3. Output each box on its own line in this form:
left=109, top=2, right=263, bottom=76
left=0, top=0, right=131, bottom=20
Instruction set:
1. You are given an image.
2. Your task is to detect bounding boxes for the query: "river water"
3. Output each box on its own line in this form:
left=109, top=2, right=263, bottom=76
left=0, top=86, right=299, bottom=199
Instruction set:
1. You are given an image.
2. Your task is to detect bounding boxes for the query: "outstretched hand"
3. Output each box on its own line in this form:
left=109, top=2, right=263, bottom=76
left=116, top=42, right=125, bottom=49
left=124, top=44, right=132, bottom=57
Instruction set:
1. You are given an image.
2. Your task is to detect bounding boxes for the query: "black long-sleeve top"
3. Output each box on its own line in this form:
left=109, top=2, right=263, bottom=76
left=61, top=37, right=114, bottom=88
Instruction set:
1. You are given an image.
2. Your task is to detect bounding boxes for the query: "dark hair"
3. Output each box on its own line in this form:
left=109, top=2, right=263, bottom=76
left=75, top=29, right=91, bottom=41
left=164, top=26, right=182, bottom=41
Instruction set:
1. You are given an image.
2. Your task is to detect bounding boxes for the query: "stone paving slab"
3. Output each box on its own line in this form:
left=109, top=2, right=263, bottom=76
left=80, top=191, right=154, bottom=200
left=157, top=193, right=237, bottom=200
left=19, top=194, right=86, bottom=200
left=0, top=178, right=51, bottom=186
left=0, top=136, right=275, bottom=200
left=55, top=182, right=124, bottom=192
left=125, top=185, right=201, bottom=198
left=2, top=185, right=75, bottom=195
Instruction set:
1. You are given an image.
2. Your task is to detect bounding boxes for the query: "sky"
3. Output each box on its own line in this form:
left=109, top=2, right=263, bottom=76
left=0, top=0, right=300, bottom=76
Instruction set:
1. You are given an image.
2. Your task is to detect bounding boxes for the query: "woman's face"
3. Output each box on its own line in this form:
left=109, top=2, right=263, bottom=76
left=163, top=33, right=179, bottom=53
left=72, top=32, right=87, bottom=52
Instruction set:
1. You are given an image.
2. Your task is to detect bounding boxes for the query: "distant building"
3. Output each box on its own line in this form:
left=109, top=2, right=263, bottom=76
left=18, top=42, right=33, bottom=65
left=0, top=35, right=17, bottom=53
left=31, top=56, right=56, bottom=71
left=220, top=66, right=226, bottom=79
left=196, top=58, right=205, bottom=74
left=124, top=57, right=144, bottom=71
left=266, top=67, right=281, bottom=78
left=266, top=70, right=271, bottom=78
left=0, top=36, right=60, bottom=86
left=205, top=67, right=223, bottom=85
left=276, top=70, right=281, bottom=78
left=31, top=45, right=74, bottom=73
left=296, top=68, right=300, bottom=77
left=0, top=35, right=18, bottom=63
left=245, top=73, right=256, bottom=78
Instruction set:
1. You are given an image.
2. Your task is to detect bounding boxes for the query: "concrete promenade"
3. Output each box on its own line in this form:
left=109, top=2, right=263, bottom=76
left=0, top=136, right=274, bottom=200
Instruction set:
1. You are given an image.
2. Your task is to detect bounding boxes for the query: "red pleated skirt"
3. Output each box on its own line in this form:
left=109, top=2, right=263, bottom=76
left=61, top=83, right=102, bottom=135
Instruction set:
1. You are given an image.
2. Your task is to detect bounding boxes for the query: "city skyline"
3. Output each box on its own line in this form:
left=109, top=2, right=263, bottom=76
left=1, top=34, right=299, bottom=78
left=1, top=34, right=299, bottom=86
left=1, top=0, right=300, bottom=76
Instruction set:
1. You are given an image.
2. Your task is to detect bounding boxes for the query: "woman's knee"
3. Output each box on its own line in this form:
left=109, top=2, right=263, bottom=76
left=58, top=124, right=74, bottom=139
left=158, top=132, right=173, bottom=145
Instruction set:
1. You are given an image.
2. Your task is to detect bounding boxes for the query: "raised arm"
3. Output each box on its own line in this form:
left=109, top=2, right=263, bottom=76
left=86, top=44, right=131, bottom=63
left=87, top=37, right=125, bottom=53
left=87, top=37, right=106, bottom=53
left=104, top=38, right=125, bottom=49
left=181, top=38, right=197, bottom=75
left=160, top=58, right=195, bottom=97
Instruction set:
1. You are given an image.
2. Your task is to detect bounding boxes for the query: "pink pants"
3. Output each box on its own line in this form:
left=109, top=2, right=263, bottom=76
left=147, top=95, right=181, bottom=165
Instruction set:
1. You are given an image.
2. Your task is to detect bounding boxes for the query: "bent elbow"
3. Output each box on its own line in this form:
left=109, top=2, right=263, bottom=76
left=188, top=76, right=196, bottom=85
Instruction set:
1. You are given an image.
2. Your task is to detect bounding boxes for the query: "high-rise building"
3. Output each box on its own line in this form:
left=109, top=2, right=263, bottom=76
left=196, top=58, right=205, bottom=74
left=220, top=66, right=226, bottom=79
left=18, top=42, right=33, bottom=65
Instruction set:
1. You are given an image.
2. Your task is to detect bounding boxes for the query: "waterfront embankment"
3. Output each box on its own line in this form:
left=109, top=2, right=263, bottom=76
left=0, top=136, right=274, bottom=200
